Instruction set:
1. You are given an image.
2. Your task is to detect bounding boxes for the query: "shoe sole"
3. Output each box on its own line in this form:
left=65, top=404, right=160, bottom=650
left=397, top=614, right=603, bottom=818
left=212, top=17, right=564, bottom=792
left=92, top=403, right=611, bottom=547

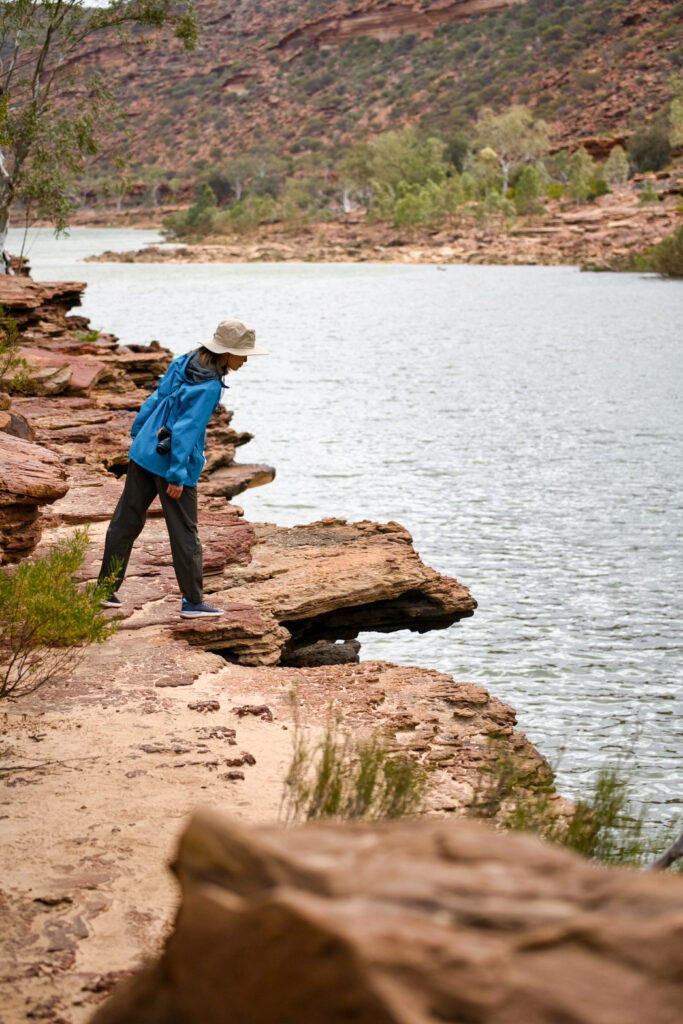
left=180, top=610, right=223, bottom=618
left=100, top=600, right=121, bottom=608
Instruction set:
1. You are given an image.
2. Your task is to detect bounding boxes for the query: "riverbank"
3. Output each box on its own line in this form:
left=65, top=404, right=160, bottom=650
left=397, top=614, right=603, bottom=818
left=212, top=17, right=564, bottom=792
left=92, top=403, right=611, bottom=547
left=82, top=178, right=682, bottom=268
left=0, top=273, right=553, bottom=1021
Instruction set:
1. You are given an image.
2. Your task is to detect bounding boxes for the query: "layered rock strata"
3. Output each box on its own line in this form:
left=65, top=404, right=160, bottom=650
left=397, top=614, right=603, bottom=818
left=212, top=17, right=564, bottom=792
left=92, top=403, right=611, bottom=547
left=274, top=0, right=526, bottom=49
left=0, top=274, right=275, bottom=561
left=91, top=810, right=683, bottom=1024
left=0, top=430, right=69, bottom=562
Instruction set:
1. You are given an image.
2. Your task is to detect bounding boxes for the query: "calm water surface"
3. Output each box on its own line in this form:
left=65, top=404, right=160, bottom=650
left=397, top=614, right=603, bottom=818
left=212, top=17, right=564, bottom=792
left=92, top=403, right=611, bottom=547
left=13, top=227, right=683, bottom=831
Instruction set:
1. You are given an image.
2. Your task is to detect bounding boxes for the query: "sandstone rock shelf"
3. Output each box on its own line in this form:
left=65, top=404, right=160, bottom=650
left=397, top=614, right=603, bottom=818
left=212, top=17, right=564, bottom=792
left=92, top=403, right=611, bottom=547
left=0, top=271, right=554, bottom=1023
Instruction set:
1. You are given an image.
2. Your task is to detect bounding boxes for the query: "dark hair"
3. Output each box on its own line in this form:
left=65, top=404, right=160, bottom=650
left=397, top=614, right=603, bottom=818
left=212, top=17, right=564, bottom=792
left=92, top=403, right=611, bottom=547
left=193, top=346, right=228, bottom=373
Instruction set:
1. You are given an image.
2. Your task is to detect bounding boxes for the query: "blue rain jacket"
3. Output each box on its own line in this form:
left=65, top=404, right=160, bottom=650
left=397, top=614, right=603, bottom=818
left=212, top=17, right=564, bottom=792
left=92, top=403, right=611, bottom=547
left=129, top=353, right=223, bottom=487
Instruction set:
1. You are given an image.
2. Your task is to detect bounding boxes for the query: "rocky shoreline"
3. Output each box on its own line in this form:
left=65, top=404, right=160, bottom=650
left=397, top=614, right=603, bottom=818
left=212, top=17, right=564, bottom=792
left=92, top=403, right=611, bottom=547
left=2, top=271, right=682, bottom=1022
left=85, top=178, right=682, bottom=268
left=0, top=272, right=554, bottom=1021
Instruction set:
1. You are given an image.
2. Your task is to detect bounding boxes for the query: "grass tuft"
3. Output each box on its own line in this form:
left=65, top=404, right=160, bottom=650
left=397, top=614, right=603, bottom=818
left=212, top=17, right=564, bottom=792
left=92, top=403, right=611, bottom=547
left=467, top=736, right=680, bottom=868
left=281, top=696, right=429, bottom=823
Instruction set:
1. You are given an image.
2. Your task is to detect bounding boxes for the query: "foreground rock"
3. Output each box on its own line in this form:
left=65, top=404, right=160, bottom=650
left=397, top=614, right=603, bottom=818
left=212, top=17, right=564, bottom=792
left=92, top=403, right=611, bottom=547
left=91, top=810, right=683, bottom=1024
left=1, top=650, right=547, bottom=1022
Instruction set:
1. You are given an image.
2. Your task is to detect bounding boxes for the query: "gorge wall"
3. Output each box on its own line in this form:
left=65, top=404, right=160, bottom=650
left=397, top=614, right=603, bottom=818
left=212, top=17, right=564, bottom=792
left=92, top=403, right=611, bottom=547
left=57, top=0, right=679, bottom=183
left=273, top=0, right=526, bottom=49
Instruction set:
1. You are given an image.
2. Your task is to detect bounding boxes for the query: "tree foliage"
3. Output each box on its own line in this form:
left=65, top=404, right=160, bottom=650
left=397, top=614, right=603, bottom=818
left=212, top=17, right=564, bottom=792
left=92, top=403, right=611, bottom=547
left=628, top=125, right=672, bottom=173
left=603, top=144, right=629, bottom=186
left=473, top=105, right=549, bottom=193
left=670, top=75, right=683, bottom=147
left=0, top=0, right=197, bottom=258
left=566, top=145, right=596, bottom=202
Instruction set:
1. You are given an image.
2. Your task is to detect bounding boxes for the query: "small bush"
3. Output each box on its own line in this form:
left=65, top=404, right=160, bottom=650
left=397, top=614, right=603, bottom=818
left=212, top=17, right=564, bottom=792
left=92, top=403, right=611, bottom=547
left=646, top=225, right=683, bottom=276
left=638, top=180, right=661, bottom=204
left=628, top=127, right=672, bottom=172
left=467, top=737, right=677, bottom=867
left=0, top=531, right=116, bottom=700
left=281, top=701, right=429, bottom=823
left=0, top=305, right=38, bottom=394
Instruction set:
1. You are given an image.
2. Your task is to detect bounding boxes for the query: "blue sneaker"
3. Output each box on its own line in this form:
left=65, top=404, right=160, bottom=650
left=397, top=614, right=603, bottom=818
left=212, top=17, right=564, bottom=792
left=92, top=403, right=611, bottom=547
left=101, top=593, right=121, bottom=608
left=181, top=598, right=224, bottom=618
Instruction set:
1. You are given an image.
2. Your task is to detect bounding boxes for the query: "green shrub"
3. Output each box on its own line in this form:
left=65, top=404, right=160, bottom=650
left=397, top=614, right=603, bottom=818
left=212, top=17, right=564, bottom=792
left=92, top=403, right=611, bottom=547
left=628, top=126, right=672, bottom=172
left=638, top=180, right=661, bottom=204
left=281, top=703, right=429, bottom=823
left=513, top=164, right=546, bottom=215
left=646, top=225, right=683, bottom=276
left=162, top=183, right=218, bottom=239
left=566, top=145, right=596, bottom=202
left=0, top=305, right=38, bottom=394
left=467, top=737, right=679, bottom=867
left=0, top=304, right=22, bottom=380
left=0, top=531, right=116, bottom=700
left=603, top=144, right=630, bottom=186
left=589, top=177, right=610, bottom=199
left=221, top=194, right=276, bottom=233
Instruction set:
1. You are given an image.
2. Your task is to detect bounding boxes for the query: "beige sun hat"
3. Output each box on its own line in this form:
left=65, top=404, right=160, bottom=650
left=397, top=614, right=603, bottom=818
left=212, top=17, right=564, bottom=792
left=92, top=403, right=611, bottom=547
left=203, top=319, right=268, bottom=356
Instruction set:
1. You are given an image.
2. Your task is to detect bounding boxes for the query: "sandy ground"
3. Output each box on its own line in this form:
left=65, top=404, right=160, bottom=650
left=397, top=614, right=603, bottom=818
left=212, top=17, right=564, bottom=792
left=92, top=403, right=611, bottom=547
left=1, top=661, right=309, bottom=1023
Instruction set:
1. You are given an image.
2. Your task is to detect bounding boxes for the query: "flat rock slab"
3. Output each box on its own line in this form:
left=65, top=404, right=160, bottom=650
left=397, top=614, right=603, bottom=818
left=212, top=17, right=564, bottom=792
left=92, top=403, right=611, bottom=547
left=0, top=431, right=68, bottom=506
left=20, top=347, right=108, bottom=393
left=203, top=518, right=477, bottom=656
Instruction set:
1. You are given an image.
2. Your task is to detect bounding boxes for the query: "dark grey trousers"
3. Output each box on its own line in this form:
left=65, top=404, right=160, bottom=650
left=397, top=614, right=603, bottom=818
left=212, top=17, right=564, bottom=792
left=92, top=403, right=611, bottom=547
left=98, top=460, right=203, bottom=604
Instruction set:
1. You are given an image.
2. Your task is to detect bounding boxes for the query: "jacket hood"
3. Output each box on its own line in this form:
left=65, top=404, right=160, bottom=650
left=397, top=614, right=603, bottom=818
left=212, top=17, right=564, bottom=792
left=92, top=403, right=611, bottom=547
left=184, top=351, right=226, bottom=386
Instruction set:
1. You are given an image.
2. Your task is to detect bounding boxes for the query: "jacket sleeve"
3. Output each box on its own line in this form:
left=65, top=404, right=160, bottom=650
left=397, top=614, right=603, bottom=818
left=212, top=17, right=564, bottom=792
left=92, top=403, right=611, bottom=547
left=130, top=387, right=161, bottom=439
left=166, top=381, right=222, bottom=486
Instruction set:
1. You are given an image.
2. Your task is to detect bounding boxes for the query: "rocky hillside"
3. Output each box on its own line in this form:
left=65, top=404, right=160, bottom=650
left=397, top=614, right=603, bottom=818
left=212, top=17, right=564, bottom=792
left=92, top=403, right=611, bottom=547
left=81, top=0, right=680, bottom=179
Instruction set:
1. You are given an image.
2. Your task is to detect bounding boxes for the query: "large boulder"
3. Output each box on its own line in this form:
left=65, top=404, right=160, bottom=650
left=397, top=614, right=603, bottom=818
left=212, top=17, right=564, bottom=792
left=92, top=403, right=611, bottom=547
left=90, top=810, right=683, bottom=1024
left=0, top=432, right=68, bottom=562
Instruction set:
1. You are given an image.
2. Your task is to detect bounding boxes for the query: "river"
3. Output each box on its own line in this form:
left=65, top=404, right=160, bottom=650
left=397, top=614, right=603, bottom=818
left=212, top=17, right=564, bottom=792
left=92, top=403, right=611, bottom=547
left=10, top=226, right=683, bottom=834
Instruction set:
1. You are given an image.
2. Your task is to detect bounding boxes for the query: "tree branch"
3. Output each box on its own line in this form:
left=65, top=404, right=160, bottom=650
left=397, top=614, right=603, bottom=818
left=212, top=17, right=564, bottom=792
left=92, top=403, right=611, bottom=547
left=649, top=829, right=683, bottom=871
left=0, top=755, right=98, bottom=774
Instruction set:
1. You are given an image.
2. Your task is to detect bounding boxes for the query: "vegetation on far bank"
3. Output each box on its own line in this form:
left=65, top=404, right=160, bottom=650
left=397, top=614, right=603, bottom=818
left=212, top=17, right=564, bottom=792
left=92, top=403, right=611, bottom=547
left=158, top=93, right=681, bottom=234
left=608, top=223, right=683, bottom=277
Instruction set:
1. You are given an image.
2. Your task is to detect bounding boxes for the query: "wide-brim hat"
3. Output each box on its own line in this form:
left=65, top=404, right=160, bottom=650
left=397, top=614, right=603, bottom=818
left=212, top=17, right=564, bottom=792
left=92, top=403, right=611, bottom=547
left=203, top=318, right=269, bottom=356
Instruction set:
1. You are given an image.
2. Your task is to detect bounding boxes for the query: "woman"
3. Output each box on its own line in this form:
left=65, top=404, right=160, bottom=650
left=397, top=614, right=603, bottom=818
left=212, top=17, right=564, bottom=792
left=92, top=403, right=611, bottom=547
left=98, top=319, right=268, bottom=618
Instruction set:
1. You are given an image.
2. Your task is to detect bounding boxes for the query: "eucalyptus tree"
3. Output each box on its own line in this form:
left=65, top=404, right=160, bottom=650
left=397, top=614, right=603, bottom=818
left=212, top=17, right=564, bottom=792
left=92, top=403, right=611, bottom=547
left=474, top=105, right=549, bottom=195
left=0, top=0, right=197, bottom=270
